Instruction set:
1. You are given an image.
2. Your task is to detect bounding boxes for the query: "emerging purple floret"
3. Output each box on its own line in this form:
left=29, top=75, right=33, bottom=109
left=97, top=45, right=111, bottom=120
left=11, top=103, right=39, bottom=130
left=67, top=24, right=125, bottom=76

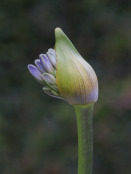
left=28, top=64, right=44, bottom=84
left=39, top=54, right=54, bottom=74
left=35, top=59, right=46, bottom=73
left=27, top=49, right=64, bottom=100
left=46, top=49, right=57, bottom=68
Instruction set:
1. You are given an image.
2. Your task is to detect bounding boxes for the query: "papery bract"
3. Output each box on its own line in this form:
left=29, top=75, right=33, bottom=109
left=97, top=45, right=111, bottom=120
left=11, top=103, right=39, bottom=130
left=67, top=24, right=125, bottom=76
left=55, top=28, right=98, bottom=105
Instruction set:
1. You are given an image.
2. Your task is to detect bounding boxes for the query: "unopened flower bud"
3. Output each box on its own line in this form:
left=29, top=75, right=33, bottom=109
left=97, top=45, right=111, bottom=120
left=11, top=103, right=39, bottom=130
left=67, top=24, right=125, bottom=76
left=39, top=54, right=54, bottom=74
left=43, top=73, right=56, bottom=85
left=28, top=64, right=45, bottom=84
left=46, top=49, right=57, bottom=68
left=55, top=28, right=98, bottom=105
left=27, top=28, right=98, bottom=105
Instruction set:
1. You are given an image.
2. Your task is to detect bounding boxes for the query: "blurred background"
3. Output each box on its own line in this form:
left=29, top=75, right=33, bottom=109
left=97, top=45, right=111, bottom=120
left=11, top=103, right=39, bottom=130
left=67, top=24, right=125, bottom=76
left=0, top=0, right=131, bottom=174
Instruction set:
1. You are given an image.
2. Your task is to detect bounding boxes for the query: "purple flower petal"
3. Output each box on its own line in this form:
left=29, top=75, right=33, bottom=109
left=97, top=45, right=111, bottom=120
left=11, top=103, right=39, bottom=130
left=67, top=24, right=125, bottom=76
left=46, top=49, right=56, bottom=68
left=43, top=73, right=56, bottom=84
left=35, top=59, right=46, bottom=73
left=27, top=64, right=44, bottom=84
left=48, top=48, right=56, bottom=57
left=39, top=54, right=54, bottom=74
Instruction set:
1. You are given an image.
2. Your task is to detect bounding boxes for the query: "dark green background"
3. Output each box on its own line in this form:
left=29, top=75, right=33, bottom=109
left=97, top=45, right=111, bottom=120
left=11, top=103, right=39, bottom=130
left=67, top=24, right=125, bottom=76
left=0, top=0, right=131, bottom=174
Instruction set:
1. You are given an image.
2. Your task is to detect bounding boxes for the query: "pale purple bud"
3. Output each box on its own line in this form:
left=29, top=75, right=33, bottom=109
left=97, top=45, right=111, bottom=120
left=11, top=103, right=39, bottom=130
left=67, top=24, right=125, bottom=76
left=46, top=49, right=57, bottom=68
left=39, top=54, right=54, bottom=74
left=27, top=64, right=44, bottom=84
left=48, top=48, right=56, bottom=56
left=35, top=59, right=46, bottom=73
left=43, top=73, right=56, bottom=84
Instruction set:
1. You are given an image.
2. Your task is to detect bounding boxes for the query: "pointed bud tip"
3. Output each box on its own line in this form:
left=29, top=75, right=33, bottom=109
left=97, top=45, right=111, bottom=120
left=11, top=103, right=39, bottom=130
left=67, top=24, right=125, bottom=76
left=55, top=27, right=62, bottom=33
left=55, top=27, right=66, bottom=40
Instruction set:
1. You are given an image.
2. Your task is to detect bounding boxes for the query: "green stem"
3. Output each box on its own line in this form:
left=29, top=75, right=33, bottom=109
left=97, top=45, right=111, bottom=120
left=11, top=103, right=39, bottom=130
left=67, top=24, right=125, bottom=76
left=74, top=103, right=94, bottom=174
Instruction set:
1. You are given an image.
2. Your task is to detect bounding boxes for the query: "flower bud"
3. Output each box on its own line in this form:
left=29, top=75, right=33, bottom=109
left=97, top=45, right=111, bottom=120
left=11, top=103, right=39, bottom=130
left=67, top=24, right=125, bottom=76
left=55, top=28, right=98, bottom=105
left=46, top=49, right=57, bottom=68
left=28, top=64, right=45, bottom=84
left=43, top=73, right=56, bottom=85
left=27, top=49, right=64, bottom=100
left=39, top=54, right=54, bottom=74
left=35, top=59, right=46, bottom=73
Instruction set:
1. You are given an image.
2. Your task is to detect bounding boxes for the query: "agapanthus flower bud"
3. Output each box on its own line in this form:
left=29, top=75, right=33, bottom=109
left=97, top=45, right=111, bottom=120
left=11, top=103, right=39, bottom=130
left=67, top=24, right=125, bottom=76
left=39, top=54, right=55, bottom=75
left=27, top=28, right=98, bottom=105
left=46, top=49, right=57, bottom=68
left=27, top=49, right=64, bottom=100
left=55, top=28, right=98, bottom=105
left=28, top=64, right=45, bottom=84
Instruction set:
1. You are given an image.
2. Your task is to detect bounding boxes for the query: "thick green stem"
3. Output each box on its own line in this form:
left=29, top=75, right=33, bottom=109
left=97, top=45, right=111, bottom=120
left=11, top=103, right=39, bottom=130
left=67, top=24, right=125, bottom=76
left=74, top=103, right=94, bottom=174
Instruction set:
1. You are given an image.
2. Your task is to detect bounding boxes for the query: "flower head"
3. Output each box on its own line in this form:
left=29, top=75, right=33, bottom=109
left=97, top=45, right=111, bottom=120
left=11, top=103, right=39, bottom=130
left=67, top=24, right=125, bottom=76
left=28, top=49, right=64, bottom=100
left=28, top=28, right=98, bottom=105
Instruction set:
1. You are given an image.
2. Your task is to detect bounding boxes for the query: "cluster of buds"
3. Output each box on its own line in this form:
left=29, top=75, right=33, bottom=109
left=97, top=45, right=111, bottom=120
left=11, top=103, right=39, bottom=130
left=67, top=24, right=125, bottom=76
left=28, top=49, right=64, bottom=100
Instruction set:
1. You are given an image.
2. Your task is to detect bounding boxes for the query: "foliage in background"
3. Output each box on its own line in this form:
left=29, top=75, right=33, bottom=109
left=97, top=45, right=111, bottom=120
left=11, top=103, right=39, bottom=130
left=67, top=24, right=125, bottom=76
left=0, top=0, right=131, bottom=174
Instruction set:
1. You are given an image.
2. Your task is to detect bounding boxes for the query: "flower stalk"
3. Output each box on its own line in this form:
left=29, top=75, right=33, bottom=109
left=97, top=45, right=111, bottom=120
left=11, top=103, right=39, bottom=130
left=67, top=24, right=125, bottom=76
left=74, top=104, right=93, bottom=174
